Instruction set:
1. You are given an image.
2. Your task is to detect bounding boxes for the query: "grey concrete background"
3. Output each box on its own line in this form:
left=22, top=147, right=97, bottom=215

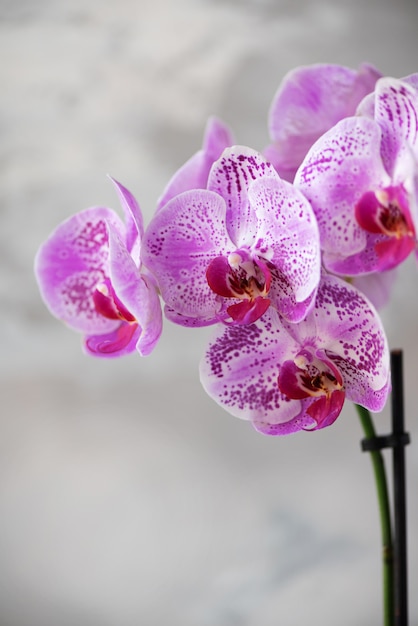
left=1, top=0, right=418, bottom=624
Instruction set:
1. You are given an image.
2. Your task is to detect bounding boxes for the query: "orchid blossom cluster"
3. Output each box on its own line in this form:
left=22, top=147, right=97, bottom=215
left=35, top=63, right=418, bottom=435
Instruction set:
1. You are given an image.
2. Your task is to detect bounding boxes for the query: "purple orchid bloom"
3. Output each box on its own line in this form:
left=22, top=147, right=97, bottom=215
left=142, top=146, right=321, bottom=327
left=264, top=63, right=381, bottom=182
left=200, top=273, right=390, bottom=435
left=356, top=73, right=418, bottom=168
left=35, top=178, right=162, bottom=357
left=295, top=76, right=418, bottom=276
left=157, top=116, right=234, bottom=211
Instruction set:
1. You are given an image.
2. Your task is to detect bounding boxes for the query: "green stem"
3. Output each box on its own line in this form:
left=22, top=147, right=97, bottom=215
left=355, top=404, right=394, bottom=626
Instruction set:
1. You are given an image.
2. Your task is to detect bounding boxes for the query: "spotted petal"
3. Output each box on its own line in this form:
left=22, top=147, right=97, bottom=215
left=295, top=116, right=391, bottom=268
left=248, top=175, right=320, bottom=320
left=370, top=77, right=418, bottom=174
left=34, top=207, right=125, bottom=334
left=207, top=146, right=277, bottom=248
left=142, top=189, right=231, bottom=324
left=200, top=309, right=316, bottom=434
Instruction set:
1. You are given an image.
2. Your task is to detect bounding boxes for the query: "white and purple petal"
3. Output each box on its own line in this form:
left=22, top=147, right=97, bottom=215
left=295, top=116, right=391, bottom=264
left=268, top=275, right=318, bottom=324
left=142, top=189, right=231, bottom=324
left=34, top=207, right=125, bottom=334
left=370, top=77, right=418, bottom=174
left=248, top=175, right=320, bottom=318
left=200, top=310, right=316, bottom=434
left=207, top=146, right=276, bottom=248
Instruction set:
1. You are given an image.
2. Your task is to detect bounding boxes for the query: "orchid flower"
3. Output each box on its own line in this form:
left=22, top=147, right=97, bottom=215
left=295, top=76, right=418, bottom=276
left=264, top=63, right=381, bottom=182
left=200, top=273, right=390, bottom=435
left=35, top=178, right=162, bottom=357
left=142, top=146, right=321, bottom=327
left=156, top=116, right=234, bottom=211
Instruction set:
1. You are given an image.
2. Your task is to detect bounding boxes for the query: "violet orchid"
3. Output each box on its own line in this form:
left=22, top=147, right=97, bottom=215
left=35, top=179, right=162, bottom=357
left=142, top=146, right=321, bottom=327
left=156, top=116, right=234, bottom=211
left=295, top=76, right=418, bottom=276
left=264, top=63, right=381, bottom=182
left=200, top=273, right=390, bottom=435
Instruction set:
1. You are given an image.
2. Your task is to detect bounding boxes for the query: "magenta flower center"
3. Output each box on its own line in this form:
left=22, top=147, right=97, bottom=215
left=278, top=349, right=345, bottom=428
left=355, top=185, right=415, bottom=239
left=206, top=249, right=271, bottom=324
left=279, top=350, right=343, bottom=398
left=355, top=185, right=416, bottom=269
left=93, top=278, right=136, bottom=323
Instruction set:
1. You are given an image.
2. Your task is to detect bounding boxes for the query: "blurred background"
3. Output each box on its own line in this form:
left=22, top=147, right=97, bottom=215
left=1, top=0, right=418, bottom=624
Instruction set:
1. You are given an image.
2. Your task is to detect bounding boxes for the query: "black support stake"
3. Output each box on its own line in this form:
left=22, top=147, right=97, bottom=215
left=390, top=350, right=409, bottom=626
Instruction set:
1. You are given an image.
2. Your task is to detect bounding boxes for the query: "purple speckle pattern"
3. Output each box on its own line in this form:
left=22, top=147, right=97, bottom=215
left=143, top=189, right=231, bottom=323
left=200, top=310, right=306, bottom=431
left=372, top=78, right=418, bottom=173
left=295, top=116, right=392, bottom=271
left=207, top=146, right=276, bottom=247
left=35, top=207, right=125, bottom=334
left=248, top=175, right=320, bottom=310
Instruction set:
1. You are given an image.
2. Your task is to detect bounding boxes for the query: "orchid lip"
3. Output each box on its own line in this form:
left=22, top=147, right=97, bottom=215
left=278, top=349, right=346, bottom=429
left=206, top=249, right=271, bottom=321
left=354, top=185, right=417, bottom=270
left=93, top=278, right=136, bottom=323
left=279, top=349, right=344, bottom=401
left=355, top=186, right=416, bottom=240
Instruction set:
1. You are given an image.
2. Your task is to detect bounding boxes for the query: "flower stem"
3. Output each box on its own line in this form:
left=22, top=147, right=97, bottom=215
left=355, top=403, right=394, bottom=626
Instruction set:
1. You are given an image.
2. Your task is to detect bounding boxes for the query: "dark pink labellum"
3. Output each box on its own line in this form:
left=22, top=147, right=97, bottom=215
left=306, top=389, right=346, bottom=429
left=93, top=278, right=136, bottom=323
left=206, top=249, right=272, bottom=323
left=85, top=322, right=139, bottom=356
left=278, top=350, right=345, bottom=429
left=355, top=185, right=416, bottom=269
left=374, top=236, right=417, bottom=271
left=206, top=256, right=237, bottom=298
left=227, top=296, right=271, bottom=324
